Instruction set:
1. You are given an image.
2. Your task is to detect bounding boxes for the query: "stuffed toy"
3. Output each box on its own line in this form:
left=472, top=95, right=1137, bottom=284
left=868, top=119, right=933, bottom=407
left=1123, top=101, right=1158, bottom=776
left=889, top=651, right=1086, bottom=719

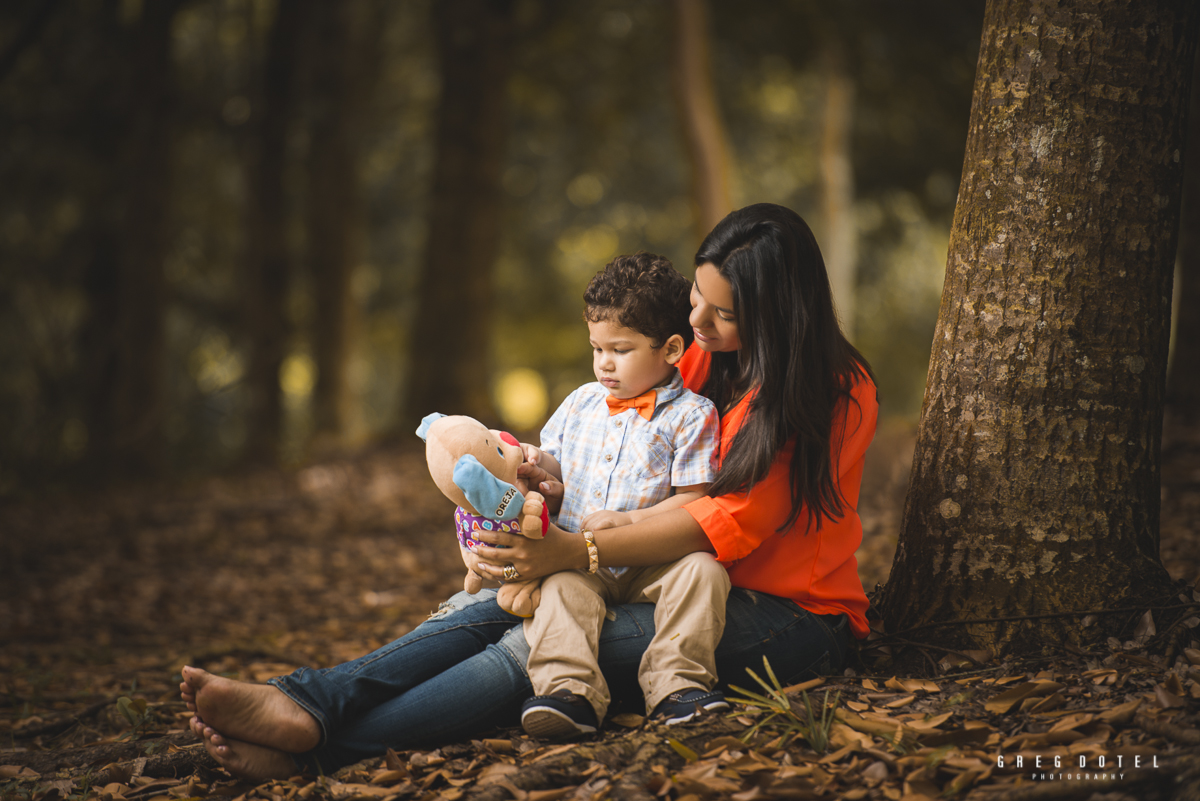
left=416, top=413, right=549, bottom=617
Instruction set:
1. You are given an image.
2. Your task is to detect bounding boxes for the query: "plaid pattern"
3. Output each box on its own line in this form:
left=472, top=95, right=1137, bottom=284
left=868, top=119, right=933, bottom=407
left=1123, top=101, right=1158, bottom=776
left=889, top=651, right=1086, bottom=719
left=541, top=371, right=719, bottom=539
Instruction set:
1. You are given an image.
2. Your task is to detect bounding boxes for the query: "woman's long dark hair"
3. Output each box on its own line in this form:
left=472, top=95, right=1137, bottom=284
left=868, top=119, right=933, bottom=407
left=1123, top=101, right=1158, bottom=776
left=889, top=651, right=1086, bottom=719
left=698, top=203, right=875, bottom=533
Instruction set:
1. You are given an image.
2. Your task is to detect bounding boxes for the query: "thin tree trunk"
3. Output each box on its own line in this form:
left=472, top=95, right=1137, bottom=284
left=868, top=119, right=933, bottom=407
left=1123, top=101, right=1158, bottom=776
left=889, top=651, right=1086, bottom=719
left=879, top=0, right=1198, bottom=655
left=405, top=0, right=514, bottom=426
left=671, top=0, right=735, bottom=241
left=1167, top=49, right=1200, bottom=420
left=109, top=0, right=180, bottom=474
left=78, top=4, right=126, bottom=475
left=243, top=0, right=306, bottom=465
left=819, top=43, right=857, bottom=339
left=308, top=0, right=377, bottom=448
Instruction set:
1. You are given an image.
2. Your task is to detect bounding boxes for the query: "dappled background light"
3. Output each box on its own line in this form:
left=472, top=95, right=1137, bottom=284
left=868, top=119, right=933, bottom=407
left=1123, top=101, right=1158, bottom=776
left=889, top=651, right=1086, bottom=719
left=0, top=0, right=985, bottom=486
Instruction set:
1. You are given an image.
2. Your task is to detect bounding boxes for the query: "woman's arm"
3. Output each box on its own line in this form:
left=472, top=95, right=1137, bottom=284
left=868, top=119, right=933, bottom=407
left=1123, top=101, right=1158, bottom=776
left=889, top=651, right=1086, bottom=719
left=629, top=486, right=707, bottom=522
left=580, top=483, right=709, bottom=529
left=470, top=507, right=714, bottom=582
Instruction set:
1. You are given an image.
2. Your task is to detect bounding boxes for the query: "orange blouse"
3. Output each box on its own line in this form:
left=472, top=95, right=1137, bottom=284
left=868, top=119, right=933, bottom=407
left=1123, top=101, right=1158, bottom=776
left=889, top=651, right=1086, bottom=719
left=678, top=344, right=877, bottom=638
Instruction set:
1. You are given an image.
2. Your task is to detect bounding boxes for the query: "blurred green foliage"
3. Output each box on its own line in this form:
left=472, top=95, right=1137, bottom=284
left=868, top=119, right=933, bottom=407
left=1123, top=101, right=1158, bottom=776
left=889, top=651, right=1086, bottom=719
left=0, top=0, right=983, bottom=487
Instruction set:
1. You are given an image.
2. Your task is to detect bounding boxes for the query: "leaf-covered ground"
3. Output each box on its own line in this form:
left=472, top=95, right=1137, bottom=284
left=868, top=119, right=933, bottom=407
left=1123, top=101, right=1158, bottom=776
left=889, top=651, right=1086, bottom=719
left=2, top=413, right=1200, bottom=801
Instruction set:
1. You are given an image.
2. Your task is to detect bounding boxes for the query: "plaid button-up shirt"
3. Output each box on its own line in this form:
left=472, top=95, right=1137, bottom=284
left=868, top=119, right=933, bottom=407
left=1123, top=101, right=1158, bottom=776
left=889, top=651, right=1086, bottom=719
left=541, top=371, right=719, bottom=542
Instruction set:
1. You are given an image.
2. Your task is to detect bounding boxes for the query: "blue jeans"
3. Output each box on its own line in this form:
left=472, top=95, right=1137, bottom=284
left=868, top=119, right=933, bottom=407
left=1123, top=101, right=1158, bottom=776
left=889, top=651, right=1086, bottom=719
left=272, top=587, right=851, bottom=772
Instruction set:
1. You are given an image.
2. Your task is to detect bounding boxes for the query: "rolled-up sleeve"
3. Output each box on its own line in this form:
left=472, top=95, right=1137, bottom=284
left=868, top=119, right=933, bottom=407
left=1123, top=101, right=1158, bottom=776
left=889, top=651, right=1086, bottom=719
left=682, top=377, right=879, bottom=637
left=684, top=450, right=792, bottom=563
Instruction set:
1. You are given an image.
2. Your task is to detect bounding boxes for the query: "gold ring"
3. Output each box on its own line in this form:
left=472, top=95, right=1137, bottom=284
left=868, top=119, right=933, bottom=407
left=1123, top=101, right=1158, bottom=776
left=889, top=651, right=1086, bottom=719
left=503, top=564, right=521, bottom=581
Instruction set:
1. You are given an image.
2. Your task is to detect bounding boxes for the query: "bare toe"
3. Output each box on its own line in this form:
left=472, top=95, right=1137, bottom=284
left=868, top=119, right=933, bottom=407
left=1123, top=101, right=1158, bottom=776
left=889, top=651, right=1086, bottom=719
left=201, top=735, right=296, bottom=781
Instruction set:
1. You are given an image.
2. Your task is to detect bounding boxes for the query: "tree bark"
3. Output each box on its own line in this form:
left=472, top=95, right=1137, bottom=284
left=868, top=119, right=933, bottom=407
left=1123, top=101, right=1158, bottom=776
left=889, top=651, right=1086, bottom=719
left=243, top=0, right=306, bottom=465
left=405, top=0, right=514, bottom=426
left=819, top=43, right=857, bottom=339
left=879, top=0, right=1199, bottom=655
left=1167, top=48, right=1200, bottom=420
left=671, top=0, right=735, bottom=242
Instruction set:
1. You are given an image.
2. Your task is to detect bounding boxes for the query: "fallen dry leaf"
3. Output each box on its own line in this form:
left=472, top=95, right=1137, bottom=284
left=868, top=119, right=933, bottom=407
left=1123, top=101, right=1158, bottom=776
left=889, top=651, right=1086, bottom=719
left=1048, top=712, right=1094, bottom=732
left=906, top=712, right=952, bottom=731
left=1154, top=684, right=1186, bottom=709
left=983, top=681, right=1063, bottom=714
left=608, top=713, right=644, bottom=728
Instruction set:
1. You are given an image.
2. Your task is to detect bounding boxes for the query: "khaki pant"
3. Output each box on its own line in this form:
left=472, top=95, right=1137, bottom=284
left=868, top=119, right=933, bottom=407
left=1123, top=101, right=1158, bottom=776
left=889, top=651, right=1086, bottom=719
left=524, top=552, right=730, bottom=721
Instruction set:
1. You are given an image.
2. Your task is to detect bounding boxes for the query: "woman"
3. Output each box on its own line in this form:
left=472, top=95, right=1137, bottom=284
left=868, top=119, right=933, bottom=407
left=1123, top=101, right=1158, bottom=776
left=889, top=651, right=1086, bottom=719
left=182, top=203, right=878, bottom=779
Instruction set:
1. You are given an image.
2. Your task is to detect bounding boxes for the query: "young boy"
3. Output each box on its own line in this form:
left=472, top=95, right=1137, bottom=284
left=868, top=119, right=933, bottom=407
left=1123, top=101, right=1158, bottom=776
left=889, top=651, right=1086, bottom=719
left=518, top=252, right=731, bottom=740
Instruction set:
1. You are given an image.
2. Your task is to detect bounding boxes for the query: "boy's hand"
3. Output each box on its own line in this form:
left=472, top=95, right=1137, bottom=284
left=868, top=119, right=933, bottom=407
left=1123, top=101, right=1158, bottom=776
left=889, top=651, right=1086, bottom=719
left=520, top=442, right=543, bottom=465
left=517, top=461, right=564, bottom=515
left=581, top=510, right=632, bottom=531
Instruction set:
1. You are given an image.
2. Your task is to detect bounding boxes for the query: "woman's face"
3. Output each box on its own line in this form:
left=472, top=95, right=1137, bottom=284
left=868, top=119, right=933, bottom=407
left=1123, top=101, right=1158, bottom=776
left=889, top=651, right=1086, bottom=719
left=689, top=263, right=740, bottom=352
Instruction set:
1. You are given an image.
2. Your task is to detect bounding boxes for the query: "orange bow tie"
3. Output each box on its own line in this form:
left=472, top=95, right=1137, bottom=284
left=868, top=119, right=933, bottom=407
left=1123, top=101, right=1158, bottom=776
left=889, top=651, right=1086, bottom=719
left=606, top=389, right=657, bottom=421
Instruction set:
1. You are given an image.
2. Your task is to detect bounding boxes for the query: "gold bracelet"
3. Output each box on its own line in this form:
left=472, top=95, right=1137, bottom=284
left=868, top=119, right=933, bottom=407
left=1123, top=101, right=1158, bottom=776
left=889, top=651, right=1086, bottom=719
left=581, top=529, right=599, bottom=574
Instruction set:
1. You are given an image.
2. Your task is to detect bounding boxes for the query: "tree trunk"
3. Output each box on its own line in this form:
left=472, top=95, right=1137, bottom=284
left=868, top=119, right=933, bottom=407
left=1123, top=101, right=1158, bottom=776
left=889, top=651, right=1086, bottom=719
left=1167, top=49, right=1200, bottom=420
left=243, top=0, right=306, bottom=465
left=671, top=0, right=735, bottom=242
left=106, top=0, right=180, bottom=475
left=879, top=0, right=1199, bottom=655
left=308, top=0, right=377, bottom=448
left=819, top=43, right=857, bottom=339
left=405, top=0, right=514, bottom=426
left=77, top=5, right=126, bottom=476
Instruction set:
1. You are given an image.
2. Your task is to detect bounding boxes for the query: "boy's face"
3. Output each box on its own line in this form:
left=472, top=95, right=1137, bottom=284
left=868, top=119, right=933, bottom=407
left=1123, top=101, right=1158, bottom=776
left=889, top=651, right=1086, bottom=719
left=588, top=318, right=676, bottom=399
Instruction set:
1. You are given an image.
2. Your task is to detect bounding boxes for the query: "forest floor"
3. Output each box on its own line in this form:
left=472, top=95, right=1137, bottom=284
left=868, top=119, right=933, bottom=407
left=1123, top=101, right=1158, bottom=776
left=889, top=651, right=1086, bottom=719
left=2, top=413, right=1200, bottom=801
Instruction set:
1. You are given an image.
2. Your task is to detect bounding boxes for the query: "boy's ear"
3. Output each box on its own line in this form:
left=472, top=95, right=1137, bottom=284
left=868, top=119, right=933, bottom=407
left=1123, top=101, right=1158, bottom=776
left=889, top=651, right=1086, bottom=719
left=663, top=333, right=686, bottom=365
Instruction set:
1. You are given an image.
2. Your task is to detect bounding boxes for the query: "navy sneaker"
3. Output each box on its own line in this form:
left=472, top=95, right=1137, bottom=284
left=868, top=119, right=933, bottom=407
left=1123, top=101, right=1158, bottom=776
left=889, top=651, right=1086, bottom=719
left=521, top=691, right=599, bottom=739
left=652, top=688, right=730, bottom=725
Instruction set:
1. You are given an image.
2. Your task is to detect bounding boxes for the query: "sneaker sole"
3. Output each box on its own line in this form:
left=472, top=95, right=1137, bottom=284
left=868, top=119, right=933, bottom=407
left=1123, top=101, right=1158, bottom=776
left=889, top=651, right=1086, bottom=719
left=659, top=699, right=731, bottom=726
left=521, top=706, right=597, bottom=739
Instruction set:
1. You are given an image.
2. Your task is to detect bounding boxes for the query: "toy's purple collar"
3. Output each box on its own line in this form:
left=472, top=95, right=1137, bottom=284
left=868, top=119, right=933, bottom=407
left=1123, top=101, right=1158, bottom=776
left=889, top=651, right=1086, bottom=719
left=454, top=506, right=523, bottom=549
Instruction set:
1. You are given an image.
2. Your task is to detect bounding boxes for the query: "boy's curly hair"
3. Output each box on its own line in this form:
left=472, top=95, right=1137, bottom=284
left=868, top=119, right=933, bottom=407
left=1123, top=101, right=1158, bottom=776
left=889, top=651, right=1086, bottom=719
left=583, top=252, right=694, bottom=349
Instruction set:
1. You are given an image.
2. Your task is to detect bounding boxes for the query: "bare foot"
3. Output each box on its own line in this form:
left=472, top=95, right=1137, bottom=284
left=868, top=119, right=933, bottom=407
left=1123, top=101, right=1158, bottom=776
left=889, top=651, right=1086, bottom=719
left=202, top=733, right=297, bottom=781
left=181, top=666, right=320, bottom=753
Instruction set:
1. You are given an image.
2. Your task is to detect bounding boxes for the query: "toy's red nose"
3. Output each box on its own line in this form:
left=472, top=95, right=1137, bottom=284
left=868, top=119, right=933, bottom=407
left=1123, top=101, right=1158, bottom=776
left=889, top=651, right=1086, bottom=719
left=499, top=431, right=519, bottom=447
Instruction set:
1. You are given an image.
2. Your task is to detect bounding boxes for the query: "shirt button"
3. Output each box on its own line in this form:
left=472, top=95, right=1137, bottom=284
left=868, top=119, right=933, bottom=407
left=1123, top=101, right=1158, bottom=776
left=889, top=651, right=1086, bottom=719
left=615, top=420, right=623, bottom=427
left=605, top=454, right=612, bottom=462
left=594, top=491, right=601, bottom=498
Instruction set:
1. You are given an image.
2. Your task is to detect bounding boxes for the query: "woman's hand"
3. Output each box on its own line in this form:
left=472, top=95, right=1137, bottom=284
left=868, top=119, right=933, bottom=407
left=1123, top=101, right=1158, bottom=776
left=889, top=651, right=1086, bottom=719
left=470, top=522, right=585, bottom=582
left=581, top=510, right=632, bottom=531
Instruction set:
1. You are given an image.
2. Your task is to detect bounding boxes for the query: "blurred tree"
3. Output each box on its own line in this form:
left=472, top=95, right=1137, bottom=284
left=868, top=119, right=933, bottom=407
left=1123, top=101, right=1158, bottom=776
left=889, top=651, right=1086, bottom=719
left=82, top=0, right=183, bottom=475
left=671, top=0, right=734, bottom=240
left=406, top=0, right=515, bottom=425
left=880, top=0, right=1197, bottom=655
left=243, top=0, right=307, bottom=465
left=818, top=40, right=857, bottom=337
left=708, top=0, right=983, bottom=415
left=0, top=0, right=992, bottom=482
left=308, top=0, right=381, bottom=449
left=0, top=0, right=61, bottom=81
left=1168, top=50, right=1200, bottom=420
